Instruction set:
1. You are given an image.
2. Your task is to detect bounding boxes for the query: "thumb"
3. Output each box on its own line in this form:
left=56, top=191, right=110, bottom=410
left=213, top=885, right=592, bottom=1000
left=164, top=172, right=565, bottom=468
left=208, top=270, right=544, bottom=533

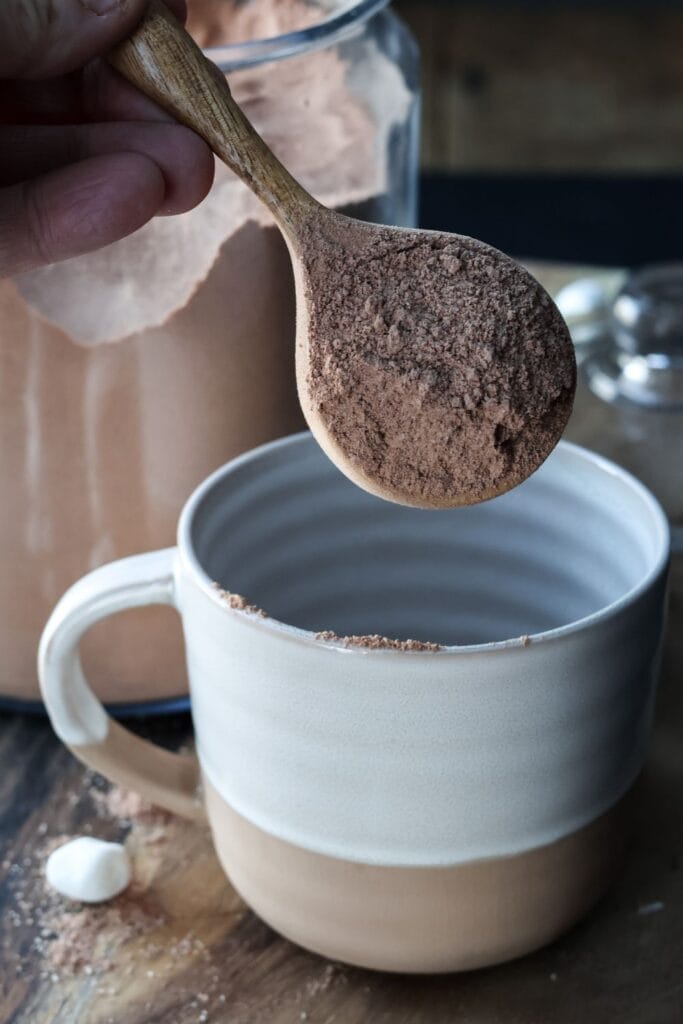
left=0, top=0, right=183, bottom=80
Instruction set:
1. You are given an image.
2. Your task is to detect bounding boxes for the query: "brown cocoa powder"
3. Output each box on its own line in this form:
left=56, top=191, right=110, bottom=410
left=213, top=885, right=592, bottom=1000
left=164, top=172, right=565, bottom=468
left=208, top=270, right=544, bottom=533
left=302, top=218, right=576, bottom=506
left=212, top=584, right=267, bottom=618
left=3, top=789, right=170, bottom=982
left=315, top=630, right=441, bottom=652
left=91, top=783, right=176, bottom=827
left=212, top=585, right=441, bottom=649
left=44, top=886, right=165, bottom=976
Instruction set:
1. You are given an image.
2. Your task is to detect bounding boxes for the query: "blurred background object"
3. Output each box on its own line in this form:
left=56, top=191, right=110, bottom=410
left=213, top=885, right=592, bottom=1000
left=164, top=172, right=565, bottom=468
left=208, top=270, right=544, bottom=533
left=396, top=0, right=683, bottom=263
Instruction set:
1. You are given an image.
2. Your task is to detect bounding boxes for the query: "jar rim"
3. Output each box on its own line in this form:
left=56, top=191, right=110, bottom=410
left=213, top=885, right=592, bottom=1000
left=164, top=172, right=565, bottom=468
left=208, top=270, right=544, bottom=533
left=204, top=0, right=389, bottom=70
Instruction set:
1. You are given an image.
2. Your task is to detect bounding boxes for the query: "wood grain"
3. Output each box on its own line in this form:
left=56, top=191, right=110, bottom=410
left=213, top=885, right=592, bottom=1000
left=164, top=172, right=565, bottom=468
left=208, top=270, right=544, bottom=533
left=398, top=2, right=683, bottom=172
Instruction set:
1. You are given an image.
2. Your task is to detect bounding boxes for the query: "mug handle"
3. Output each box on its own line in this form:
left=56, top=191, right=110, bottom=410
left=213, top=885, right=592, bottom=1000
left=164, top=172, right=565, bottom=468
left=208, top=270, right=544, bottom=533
left=38, top=548, right=205, bottom=822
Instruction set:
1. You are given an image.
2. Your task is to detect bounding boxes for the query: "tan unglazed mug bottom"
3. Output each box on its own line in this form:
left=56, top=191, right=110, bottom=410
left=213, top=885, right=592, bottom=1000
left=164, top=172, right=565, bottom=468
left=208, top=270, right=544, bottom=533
left=205, top=778, right=631, bottom=973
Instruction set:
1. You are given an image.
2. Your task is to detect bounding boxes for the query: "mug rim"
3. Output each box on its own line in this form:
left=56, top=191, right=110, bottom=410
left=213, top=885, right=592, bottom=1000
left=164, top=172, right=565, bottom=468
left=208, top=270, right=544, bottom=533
left=177, top=433, right=670, bottom=655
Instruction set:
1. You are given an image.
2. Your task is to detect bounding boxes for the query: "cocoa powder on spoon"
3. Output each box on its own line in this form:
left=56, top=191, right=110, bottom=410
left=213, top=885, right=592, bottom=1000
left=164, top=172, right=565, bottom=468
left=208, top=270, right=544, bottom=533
left=302, top=218, right=575, bottom=507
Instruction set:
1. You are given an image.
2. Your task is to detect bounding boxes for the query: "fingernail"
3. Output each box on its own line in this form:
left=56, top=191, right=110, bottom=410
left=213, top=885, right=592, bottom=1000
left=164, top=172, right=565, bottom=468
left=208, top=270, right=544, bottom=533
left=79, top=0, right=124, bottom=14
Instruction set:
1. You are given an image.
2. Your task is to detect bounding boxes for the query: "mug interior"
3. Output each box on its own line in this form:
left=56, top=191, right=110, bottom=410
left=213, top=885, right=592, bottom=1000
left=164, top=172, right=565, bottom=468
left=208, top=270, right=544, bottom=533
left=186, top=434, right=667, bottom=646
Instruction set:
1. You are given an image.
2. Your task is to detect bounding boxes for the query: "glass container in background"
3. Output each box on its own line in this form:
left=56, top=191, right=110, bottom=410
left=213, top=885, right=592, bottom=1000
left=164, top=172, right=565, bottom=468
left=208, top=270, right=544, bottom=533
left=563, top=264, right=683, bottom=553
left=0, top=0, right=419, bottom=709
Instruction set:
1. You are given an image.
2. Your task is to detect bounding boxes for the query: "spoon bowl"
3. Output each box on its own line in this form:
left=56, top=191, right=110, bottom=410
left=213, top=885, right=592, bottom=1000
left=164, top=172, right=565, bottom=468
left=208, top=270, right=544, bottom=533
left=293, top=210, right=575, bottom=507
left=111, top=1, right=575, bottom=508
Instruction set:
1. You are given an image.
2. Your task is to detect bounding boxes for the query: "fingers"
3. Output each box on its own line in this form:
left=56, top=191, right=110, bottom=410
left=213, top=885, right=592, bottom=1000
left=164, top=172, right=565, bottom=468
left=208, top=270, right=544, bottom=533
left=0, top=122, right=215, bottom=214
left=0, top=0, right=186, bottom=80
left=2, top=61, right=177, bottom=125
left=81, top=57, right=183, bottom=122
left=0, top=153, right=168, bottom=276
left=0, top=1, right=210, bottom=277
left=81, top=58, right=182, bottom=122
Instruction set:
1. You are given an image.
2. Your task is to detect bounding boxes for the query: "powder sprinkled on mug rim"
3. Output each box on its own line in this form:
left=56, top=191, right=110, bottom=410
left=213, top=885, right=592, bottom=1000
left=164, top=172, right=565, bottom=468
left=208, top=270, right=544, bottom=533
left=212, top=585, right=442, bottom=649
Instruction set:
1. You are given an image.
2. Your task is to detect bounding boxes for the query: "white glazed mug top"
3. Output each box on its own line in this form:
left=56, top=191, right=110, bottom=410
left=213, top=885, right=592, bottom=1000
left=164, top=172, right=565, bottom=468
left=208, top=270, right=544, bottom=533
left=180, top=432, right=668, bottom=650
left=170, top=433, right=669, bottom=867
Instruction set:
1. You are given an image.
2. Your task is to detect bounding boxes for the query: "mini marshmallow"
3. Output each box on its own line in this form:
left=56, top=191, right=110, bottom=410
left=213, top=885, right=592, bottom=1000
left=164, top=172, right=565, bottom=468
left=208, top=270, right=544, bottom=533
left=45, top=837, right=131, bottom=903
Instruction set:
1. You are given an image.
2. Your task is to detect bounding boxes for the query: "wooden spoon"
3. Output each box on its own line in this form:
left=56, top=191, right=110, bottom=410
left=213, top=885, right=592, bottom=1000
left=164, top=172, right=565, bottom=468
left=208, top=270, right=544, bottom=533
left=110, top=0, right=576, bottom=509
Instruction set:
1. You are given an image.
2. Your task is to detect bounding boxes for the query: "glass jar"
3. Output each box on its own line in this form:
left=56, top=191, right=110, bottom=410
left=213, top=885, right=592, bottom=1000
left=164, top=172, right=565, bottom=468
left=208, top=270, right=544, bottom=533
left=563, top=265, right=683, bottom=553
left=0, top=0, right=419, bottom=709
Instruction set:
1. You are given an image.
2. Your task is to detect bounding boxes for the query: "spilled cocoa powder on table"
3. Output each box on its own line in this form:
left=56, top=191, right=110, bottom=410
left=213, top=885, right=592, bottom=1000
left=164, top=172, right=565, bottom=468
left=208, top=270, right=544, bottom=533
left=302, top=217, right=576, bottom=506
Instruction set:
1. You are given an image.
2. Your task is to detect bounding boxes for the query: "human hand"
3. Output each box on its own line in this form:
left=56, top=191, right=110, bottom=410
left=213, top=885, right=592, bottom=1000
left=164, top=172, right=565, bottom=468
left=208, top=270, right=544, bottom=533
left=0, top=0, right=214, bottom=277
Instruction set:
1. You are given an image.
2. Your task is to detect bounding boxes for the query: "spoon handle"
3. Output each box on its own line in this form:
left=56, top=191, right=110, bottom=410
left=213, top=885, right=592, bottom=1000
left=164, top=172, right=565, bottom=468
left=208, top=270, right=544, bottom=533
left=108, top=0, right=315, bottom=232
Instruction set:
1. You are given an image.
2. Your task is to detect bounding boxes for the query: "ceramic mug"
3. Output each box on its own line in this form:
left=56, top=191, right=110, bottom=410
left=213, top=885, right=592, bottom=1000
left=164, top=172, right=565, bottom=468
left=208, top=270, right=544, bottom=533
left=39, top=433, right=669, bottom=973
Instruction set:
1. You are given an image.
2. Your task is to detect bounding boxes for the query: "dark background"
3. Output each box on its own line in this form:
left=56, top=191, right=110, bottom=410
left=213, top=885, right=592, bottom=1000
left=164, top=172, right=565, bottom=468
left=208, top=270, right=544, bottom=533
left=396, top=0, right=683, bottom=263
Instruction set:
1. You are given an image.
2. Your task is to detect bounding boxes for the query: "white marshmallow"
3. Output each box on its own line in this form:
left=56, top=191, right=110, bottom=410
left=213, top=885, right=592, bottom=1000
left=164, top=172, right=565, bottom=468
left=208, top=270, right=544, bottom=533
left=45, top=836, right=131, bottom=903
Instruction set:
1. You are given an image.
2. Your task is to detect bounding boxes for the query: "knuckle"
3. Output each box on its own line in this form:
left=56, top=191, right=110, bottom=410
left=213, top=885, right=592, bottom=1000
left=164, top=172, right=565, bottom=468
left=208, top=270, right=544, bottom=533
left=24, top=173, right=110, bottom=267
left=22, top=180, right=58, bottom=266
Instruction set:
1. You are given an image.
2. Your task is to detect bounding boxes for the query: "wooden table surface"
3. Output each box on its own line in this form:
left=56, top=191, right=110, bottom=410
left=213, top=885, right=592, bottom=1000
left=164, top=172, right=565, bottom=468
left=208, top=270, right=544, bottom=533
left=1, top=267, right=681, bottom=1024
